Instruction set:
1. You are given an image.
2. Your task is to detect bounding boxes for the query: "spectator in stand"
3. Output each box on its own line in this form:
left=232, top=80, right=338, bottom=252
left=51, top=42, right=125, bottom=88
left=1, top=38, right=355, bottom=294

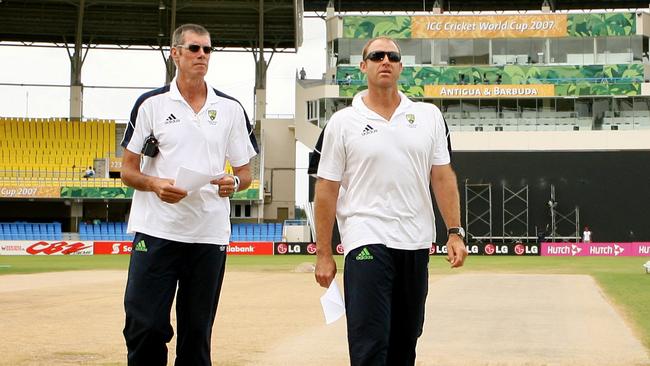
left=582, top=226, right=592, bottom=243
left=299, top=67, right=307, bottom=80
left=344, top=73, right=352, bottom=85
left=83, top=166, right=95, bottom=178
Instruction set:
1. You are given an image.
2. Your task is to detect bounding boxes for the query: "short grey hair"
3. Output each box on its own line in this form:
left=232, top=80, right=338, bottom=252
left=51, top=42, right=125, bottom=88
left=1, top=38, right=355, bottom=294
left=171, top=24, right=210, bottom=46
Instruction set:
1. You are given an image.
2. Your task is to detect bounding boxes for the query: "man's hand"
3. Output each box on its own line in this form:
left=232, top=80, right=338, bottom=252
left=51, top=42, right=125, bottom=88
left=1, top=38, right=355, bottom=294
left=211, top=175, right=237, bottom=197
left=315, top=253, right=337, bottom=288
left=446, top=236, right=468, bottom=268
left=151, top=178, right=187, bottom=203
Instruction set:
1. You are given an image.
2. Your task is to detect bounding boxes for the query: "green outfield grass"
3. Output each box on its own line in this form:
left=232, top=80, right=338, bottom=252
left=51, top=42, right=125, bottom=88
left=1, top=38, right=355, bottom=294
left=1, top=255, right=649, bottom=349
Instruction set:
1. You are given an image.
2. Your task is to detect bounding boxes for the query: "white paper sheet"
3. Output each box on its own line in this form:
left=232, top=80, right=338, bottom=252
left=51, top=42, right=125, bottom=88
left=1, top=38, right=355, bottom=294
left=320, top=281, right=345, bottom=324
left=174, top=167, right=225, bottom=192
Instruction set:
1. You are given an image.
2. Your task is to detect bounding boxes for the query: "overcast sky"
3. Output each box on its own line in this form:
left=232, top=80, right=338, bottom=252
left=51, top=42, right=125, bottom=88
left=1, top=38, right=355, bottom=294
left=0, top=17, right=326, bottom=204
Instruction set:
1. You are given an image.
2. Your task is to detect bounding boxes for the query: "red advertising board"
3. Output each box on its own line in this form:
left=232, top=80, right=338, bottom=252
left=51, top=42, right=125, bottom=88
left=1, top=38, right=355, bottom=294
left=0, top=241, right=93, bottom=255
left=227, top=242, right=274, bottom=255
left=94, top=241, right=133, bottom=255
left=95, top=242, right=278, bottom=255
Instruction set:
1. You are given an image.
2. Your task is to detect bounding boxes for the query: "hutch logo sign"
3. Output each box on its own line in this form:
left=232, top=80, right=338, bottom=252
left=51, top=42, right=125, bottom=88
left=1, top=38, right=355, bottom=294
left=542, top=242, right=650, bottom=257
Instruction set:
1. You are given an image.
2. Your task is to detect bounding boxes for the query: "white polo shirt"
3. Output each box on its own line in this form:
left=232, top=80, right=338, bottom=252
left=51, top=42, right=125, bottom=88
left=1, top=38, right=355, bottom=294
left=317, top=90, right=451, bottom=256
left=122, top=78, right=257, bottom=244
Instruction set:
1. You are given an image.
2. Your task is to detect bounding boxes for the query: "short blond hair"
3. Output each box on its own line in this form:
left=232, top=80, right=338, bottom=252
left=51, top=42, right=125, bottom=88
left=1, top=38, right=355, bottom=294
left=172, top=24, right=210, bottom=47
left=361, top=36, right=401, bottom=60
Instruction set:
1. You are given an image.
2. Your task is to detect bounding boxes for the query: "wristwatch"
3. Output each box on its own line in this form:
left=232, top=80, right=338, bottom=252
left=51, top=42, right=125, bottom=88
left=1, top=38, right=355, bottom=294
left=448, top=227, right=466, bottom=241
left=230, top=175, right=240, bottom=197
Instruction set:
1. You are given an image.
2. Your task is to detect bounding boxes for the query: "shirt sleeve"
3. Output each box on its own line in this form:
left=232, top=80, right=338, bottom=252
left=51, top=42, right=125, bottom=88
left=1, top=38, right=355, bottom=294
left=226, top=104, right=257, bottom=167
left=124, top=102, right=152, bottom=155
left=431, top=105, right=452, bottom=166
left=307, top=125, right=327, bottom=177
left=316, top=116, right=345, bottom=182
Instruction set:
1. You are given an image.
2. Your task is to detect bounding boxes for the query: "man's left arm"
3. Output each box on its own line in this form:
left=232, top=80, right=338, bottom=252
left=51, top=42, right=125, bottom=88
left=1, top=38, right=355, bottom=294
left=431, top=164, right=467, bottom=268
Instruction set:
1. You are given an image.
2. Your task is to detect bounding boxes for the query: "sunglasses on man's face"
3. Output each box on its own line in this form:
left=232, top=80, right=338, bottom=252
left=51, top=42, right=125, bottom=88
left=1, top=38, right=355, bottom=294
left=176, top=44, right=214, bottom=54
left=364, top=51, right=401, bottom=62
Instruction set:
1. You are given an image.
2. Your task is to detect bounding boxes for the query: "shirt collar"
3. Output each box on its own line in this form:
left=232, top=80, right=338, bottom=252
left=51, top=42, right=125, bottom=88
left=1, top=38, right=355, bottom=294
left=352, top=89, right=413, bottom=120
left=169, top=77, right=220, bottom=107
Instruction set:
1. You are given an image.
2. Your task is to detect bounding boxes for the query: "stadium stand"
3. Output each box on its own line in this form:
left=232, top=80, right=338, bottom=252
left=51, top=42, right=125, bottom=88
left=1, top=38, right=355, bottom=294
left=79, top=221, right=134, bottom=241
left=230, top=223, right=283, bottom=242
left=0, top=222, right=62, bottom=240
left=0, top=117, right=124, bottom=187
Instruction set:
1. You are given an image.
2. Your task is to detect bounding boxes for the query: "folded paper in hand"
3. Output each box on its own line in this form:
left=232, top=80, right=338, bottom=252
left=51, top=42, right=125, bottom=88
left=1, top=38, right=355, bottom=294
left=175, top=166, right=225, bottom=192
left=320, top=281, right=345, bottom=324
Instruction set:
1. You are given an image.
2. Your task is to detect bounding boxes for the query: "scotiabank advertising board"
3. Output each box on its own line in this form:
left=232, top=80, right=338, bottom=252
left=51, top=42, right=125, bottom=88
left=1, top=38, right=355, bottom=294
left=430, top=242, right=540, bottom=256
left=0, top=241, right=93, bottom=255
left=227, top=242, right=274, bottom=255
left=542, top=242, right=650, bottom=257
left=94, top=241, right=133, bottom=255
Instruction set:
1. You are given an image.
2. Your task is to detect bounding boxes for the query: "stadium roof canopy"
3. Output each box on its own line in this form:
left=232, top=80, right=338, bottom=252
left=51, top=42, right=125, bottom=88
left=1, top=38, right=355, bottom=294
left=0, top=0, right=302, bottom=50
left=304, top=0, right=650, bottom=12
left=1, top=0, right=648, bottom=52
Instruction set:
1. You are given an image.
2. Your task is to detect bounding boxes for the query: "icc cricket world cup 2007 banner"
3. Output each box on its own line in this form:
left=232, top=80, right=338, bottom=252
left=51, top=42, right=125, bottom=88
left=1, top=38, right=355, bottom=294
left=412, top=15, right=567, bottom=38
left=343, top=13, right=636, bottom=39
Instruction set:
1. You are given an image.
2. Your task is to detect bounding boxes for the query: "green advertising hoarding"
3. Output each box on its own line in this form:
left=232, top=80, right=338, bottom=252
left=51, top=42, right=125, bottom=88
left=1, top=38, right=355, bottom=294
left=59, top=186, right=260, bottom=201
left=60, top=187, right=135, bottom=199
left=337, top=64, right=642, bottom=97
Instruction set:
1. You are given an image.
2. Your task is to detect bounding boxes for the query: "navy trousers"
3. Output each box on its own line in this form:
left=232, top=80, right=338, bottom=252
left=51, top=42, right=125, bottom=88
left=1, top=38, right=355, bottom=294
left=344, top=244, right=430, bottom=366
left=123, top=233, right=227, bottom=366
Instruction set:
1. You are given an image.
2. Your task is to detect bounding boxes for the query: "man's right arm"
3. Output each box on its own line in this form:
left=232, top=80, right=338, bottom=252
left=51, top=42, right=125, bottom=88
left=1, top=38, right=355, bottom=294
left=121, top=148, right=187, bottom=203
left=314, top=177, right=340, bottom=288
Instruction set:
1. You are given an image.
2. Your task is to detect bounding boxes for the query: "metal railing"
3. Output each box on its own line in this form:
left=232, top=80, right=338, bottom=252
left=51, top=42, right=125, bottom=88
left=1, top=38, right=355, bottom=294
left=0, top=169, right=126, bottom=188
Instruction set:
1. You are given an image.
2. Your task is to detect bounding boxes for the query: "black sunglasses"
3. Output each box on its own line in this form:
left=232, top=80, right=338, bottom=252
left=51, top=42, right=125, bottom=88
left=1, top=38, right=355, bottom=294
left=176, top=44, right=214, bottom=54
left=364, top=51, right=401, bottom=62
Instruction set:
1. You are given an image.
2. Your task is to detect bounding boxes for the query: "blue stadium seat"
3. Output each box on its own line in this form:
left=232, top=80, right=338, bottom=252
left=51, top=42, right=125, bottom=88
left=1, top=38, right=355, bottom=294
left=107, top=223, right=116, bottom=239
left=16, top=224, right=27, bottom=240
left=45, top=224, right=54, bottom=240
left=116, top=222, right=127, bottom=241
left=39, top=224, right=48, bottom=239
left=79, top=223, right=87, bottom=240
left=53, top=222, right=62, bottom=240
left=31, top=224, right=41, bottom=239
left=25, top=224, right=34, bottom=240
